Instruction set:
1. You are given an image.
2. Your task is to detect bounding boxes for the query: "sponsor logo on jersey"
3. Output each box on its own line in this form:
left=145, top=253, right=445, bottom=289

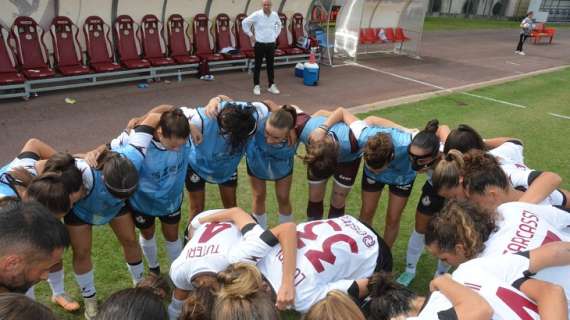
left=190, top=173, right=200, bottom=183
left=422, top=195, right=431, bottom=207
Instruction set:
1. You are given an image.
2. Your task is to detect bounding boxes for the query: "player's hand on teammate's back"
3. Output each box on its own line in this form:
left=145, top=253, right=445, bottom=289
left=190, top=124, right=203, bottom=145
left=275, top=281, right=295, bottom=311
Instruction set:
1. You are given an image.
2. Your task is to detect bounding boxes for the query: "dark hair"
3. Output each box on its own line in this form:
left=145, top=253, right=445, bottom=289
left=0, top=292, right=57, bottom=320
left=425, top=200, right=497, bottom=260
left=462, top=150, right=508, bottom=195
left=302, top=139, right=338, bottom=180
left=363, top=133, right=394, bottom=170
left=443, top=124, right=486, bottom=154
left=180, top=284, right=217, bottom=320
left=96, top=288, right=167, bottom=320
left=218, top=103, right=257, bottom=154
left=0, top=201, right=70, bottom=258
left=136, top=273, right=171, bottom=300
left=409, top=119, right=440, bottom=171
left=43, top=152, right=83, bottom=193
left=26, top=173, right=72, bottom=215
left=366, top=272, right=417, bottom=320
left=160, top=108, right=190, bottom=140
left=268, top=105, right=296, bottom=130
left=432, top=149, right=464, bottom=193
left=96, top=150, right=139, bottom=199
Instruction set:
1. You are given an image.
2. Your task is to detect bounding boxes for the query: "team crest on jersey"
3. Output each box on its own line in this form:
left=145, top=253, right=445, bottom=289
left=366, top=177, right=376, bottom=185
left=136, top=215, right=146, bottom=224
left=362, top=235, right=376, bottom=248
left=190, top=173, right=200, bottom=183
left=422, top=195, right=431, bottom=207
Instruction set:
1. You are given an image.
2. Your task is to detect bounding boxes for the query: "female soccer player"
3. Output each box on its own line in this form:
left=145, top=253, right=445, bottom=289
left=168, top=207, right=297, bottom=319
left=245, top=102, right=309, bottom=228
left=64, top=113, right=159, bottom=319
left=113, top=108, right=191, bottom=276
left=184, top=96, right=269, bottom=224
left=425, top=199, right=570, bottom=311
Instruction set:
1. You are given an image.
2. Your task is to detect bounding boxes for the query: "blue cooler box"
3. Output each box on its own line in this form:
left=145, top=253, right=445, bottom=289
left=303, top=62, right=319, bottom=86
left=295, top=63, right=304, bottom=78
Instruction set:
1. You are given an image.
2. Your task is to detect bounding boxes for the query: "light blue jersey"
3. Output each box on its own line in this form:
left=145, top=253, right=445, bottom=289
left=130, top=140, right=190, bottom=216
left=0, top=155, right=39, bottom=199
left=299, top=116, right=361, bottom=163
left=246, top=117, right=298, bottom=180
left=73, top=129, right=152, bottom=225
left=359, top=126, right=416, bottom=186
left=189, top=102, right=266, bottom=184
left=0, top=174, right=18, bottom=198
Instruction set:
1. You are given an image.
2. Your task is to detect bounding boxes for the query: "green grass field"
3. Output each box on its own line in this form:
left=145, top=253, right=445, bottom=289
left=423, top=16, right=570, bottom=31
left=36, top=67, right=570, bottom=319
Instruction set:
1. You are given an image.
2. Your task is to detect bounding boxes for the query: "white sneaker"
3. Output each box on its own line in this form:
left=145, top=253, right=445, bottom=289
left=514, top=50, right=520, bottom=54
left=83, top=296, right=98, bottom=320
left=518, top=51, right=526, bottom=56
left=267, top=84, right=280, bottom=95
left=253, top=85, right=261, bottom=96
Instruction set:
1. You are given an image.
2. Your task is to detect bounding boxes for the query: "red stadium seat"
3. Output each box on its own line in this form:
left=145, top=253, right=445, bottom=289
left=139, top=14, right=175, bottom=66
left=384, top=27, right=396, bottom=42
left=113, top=15, right=150, bottom=69
left=394, top=27, right=410, bottom=42
left=165, top=14, right=200, bottom=64
left=234, top=13, right=255, bottom=58
left=192, top=14, right=223, bottom=62
left=83, top=16, right=121, bottom=72
left=214, top=13, right=245, bottom=60
left=290, top=13, right=310, bottom=53
left=49, top=16, right=91, bottom=76
left=0, top=24, right=25, bottom=84
left=10, top=16, right=56, bottom=79
left=276, top=13, right=303, bottom=55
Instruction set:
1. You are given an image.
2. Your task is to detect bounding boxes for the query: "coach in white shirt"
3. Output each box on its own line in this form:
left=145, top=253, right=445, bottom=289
left=242, top=0, right=281, bottom=96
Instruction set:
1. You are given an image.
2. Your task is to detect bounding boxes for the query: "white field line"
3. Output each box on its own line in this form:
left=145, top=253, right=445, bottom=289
left=548, top=112, right=570, bottom=120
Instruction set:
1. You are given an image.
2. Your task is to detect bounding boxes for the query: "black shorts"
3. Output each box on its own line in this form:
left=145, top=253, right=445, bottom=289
left=308, top=158, right=362, bottom=188
left=416, top=181, right=446, bottom=216
left=63, top=205, right=129, bottom=226
left=361, top=169, right=414, bottom=197
left=360, top=220, right=393, bottom=273
left=185, top=164, right=238, bottom=192
left=129, top=204, right=182, bottom=230
left=246, top=161, right=293, bottom=182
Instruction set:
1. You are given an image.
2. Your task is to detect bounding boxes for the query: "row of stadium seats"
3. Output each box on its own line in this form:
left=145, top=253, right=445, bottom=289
left=0, top=12, right=312, bottom=86
left=359, top=27, right=410, bottom=45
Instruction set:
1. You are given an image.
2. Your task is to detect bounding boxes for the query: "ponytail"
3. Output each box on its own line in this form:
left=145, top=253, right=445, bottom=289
left=44, top=152, right=83, bottom=193
left=432, top=149, right=464, bottom=192
left=268, top=105, right=297, bottom=130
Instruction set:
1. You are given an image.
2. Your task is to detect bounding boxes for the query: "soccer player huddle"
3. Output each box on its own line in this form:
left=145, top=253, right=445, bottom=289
left=0, top=96, right=569, bottom=320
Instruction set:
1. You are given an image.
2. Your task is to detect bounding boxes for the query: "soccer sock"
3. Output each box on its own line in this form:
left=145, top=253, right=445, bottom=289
left=168, top=296, right=184, bottom=320
left=127, top=260, right=145, bottom=285
left=435, top=259, right=451, bottom=276
left=48, top=269, right=65, bottom=296
left=253, top=212, right=267, bottom=229
left=405, top=230, right=425, bottom=274
left=278, top=213, right=293, bottom=224
left=74, top=270, right=96, bottom=298
left=165, top=238, right=182, bottom=263
left=25, top=286, right=36, bottom=300
left=328, top=205, right=345, bottom=219
left=139, top=235, right=159, bottom=269
left=307, top=201, right=324, bottom=221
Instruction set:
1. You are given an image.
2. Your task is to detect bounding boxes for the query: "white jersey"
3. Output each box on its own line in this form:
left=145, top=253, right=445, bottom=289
left=501, top=162, right=566, bottom=207
left=415, top=256, right=541, bottom=320
left=169, top=209, right=271, bottom=291
left=488, top=141, right=524, bottom=165
left=256, top=215, right=382, bottom=313
left=481, top=202, right=570, bottom=309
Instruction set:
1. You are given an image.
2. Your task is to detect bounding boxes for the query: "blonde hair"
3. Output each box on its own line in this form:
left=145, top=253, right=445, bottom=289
left=432, top=149, right=464, bottom=192
left=213, top=263, right=278, bottom=320
left=304, top=290, right=365, bottom=320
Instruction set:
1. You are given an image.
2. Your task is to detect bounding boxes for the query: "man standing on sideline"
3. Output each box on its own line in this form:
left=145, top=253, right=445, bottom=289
left=242, top=0, right=281, bottom=96
left=0, top=200, right=70, bottom=294
left=515, top=11, right=533, bottom=56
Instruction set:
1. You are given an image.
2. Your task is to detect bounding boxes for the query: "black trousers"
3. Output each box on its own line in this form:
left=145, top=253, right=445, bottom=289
left=253, top=42, right=276, bottom=86
left=516, top=34, right=529, bottom=51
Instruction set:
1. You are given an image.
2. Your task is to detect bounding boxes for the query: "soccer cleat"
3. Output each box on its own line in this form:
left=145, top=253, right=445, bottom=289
left=51, top=294, right=80, bottom=312
left=83, top=296, right=98, bottom=320
left=267, top=84, right=280, bottom=95
left=396, top=271, right=416, bottom=287
left=253, top=85, right=261, bottom=96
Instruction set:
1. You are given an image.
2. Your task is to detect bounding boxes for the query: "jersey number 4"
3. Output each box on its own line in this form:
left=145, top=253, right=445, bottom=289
left=297, top=220, right=358, bottom=273
left=198, top=223, right=232, bottom=243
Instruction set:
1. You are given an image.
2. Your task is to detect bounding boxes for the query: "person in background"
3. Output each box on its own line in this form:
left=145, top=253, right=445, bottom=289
left=242, top=0, right=282, bottom=96
left=516, top=11, right=534, bottom=56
